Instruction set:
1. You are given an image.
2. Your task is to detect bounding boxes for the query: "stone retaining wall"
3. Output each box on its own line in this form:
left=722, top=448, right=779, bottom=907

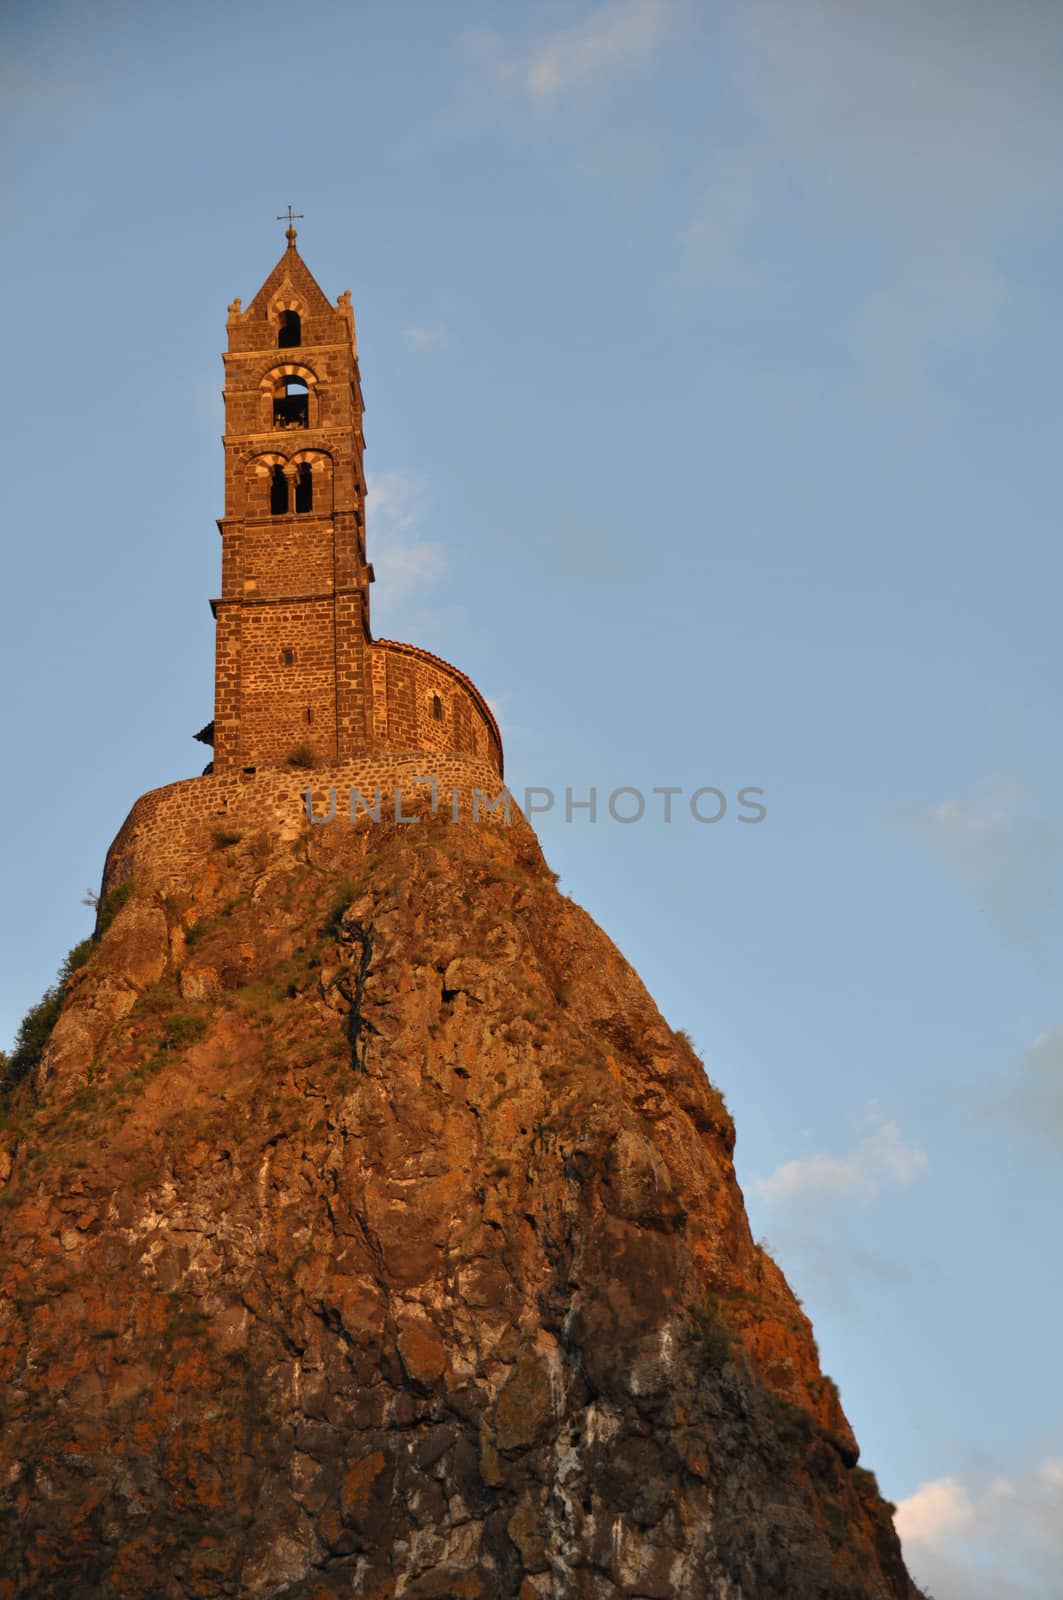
left=103, top=752, right=519, bottom=894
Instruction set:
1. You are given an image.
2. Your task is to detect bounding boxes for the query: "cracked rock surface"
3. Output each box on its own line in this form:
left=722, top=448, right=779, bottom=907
left=0, top=809, right=918, bottom=1598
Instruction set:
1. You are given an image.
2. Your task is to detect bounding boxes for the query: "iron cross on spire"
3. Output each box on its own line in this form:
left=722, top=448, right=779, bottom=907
left=276, top=204, right=304, bottom=244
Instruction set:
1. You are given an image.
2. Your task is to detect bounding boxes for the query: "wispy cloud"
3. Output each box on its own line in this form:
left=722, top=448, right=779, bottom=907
left=404, top=326, right=449, bottom=352
left=682, top=146, right=762, bottom=276
left=988, top=1026, right=1063, bottom=1154
left=897, top=1456, right=1063, bottom=1600
left=547, top=517, right=639, bottom=586
left=462, top=0, right=683, bottom=108
left=380, top=541, right=445, bottom=600
left=896, top=778, right=1063, bottom=942
left=367, top=470, right=427, bottom=532
left=525, top=0, right=677, bottom=102
left=732, top=2, right=1063, bottom=242
left=685, top=3, right=1063, bottom=394
left=754, top=1111, right=927, bottom=1207
left=748, top=1108, right=927, bottom=1309
left=366, top=471, right=444, bottom=605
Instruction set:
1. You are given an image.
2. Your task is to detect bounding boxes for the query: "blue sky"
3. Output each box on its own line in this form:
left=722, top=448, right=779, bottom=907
left=3, top=4, right=1062, bottom=1593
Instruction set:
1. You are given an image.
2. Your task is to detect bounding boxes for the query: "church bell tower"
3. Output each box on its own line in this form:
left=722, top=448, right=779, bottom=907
left=210, top=221, right=374, bottom=770
left=201, top=221, right=503, bottom=784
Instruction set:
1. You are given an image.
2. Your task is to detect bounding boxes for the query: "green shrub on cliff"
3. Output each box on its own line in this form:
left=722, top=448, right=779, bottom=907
left=1, top=938, right=94, bottom=1099
left=160, top=1012, right=208, bottom=1051
left=0, top=879, right=136, bottom=1101
left=94, top=879, right=134, bottom=936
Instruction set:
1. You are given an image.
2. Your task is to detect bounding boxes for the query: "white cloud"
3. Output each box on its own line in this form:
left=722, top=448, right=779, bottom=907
left=405, top=326, right=449, bottom=352
left=897, top=777, right=1063, bottom=942
left=896, top=1455, right=1063, bottom=1600
left=463, top=0, right=682, bottom=107
left=754, top=1111, right=927, bottom=1206
left=895, top=1476, right=975, bottom=1546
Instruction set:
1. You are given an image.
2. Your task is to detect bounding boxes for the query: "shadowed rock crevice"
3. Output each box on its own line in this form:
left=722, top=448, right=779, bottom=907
left=330, top=918, right=377, bottom=1074
left=0, top=810, right=919, bottom=1599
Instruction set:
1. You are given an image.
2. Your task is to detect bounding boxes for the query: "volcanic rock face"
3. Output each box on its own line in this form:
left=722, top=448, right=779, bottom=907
left=0, top=800, right=918, bottom=1598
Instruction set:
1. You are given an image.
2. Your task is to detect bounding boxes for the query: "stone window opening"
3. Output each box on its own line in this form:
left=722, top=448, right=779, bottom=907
left=282, top=649, right=295, bottom=665
left=270, top=465, right=289, bottom=515
left=278, top=310, right=301, bottom=349
left=430, top=694, right=444, bottom=722
left=305, top=707, right=313, bottom=725
left=295, top=462, right=313, bottom=514
left=273, top=378, right=308, bottom=430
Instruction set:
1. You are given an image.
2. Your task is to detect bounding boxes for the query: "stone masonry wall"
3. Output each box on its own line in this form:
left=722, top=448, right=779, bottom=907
left=373, top=641, right=503, bottom=774
left=102, top=751, right=516, bottom=895
left=239, top=513, right=336, bottom=597
left=211, top=631, right=501, bottom=776
left=227, top=596, right=349, bottom=765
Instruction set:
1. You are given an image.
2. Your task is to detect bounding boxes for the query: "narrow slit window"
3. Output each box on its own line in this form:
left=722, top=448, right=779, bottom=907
left=278, top=310, right=301, bottom=348
left=270, top=466, right=288, bottom=515
left=295, top=462, right=313, bottom=513
left=431, top=694, right=443, bottom=722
